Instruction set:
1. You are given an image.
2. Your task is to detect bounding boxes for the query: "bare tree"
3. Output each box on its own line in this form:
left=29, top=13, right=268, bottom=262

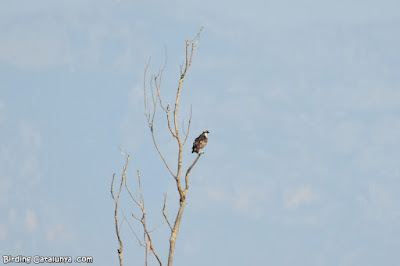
left=111, top=27, right=204, bottom=266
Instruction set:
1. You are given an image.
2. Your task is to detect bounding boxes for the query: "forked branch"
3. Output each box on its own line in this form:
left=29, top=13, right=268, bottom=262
left=144, top=57, right=177, bottom=179
left=174, top=27, right=204, bottom=142
left=125, top=169, right=163, bottom=266
left=111, top=154, right=130, bottom=266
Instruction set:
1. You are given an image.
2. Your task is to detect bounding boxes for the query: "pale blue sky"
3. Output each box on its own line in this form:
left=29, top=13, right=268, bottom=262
left=1, top=1, right=400, bottom=265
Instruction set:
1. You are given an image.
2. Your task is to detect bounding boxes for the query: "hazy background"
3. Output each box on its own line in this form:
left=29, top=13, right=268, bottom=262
left=1, top=1, right=400, bottom=265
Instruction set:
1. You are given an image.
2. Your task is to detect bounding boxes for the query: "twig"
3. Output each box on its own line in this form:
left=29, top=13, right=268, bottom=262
left=163, top=194, right=173, bottom=231
left=120, top=208, right=144, bottom=247
left=144, top=58, right=152, bottom=124
left=149, top=126, right=177, bottom=178
left=149, top=220, right=167, bottom=233
left=182, top=105, right=192, bottom=145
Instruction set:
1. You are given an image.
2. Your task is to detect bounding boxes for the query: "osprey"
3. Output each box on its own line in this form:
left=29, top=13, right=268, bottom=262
left=192, top=130, right=209, bottom=154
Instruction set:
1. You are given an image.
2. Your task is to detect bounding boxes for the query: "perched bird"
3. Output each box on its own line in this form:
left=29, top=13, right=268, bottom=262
left=192, top=130, right=209, bottom=154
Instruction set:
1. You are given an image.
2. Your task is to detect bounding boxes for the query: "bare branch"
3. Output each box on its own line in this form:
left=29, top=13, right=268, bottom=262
left=187, top=26, right=203, bottom=71
left=154, top=47, right=168, bottom=99
left=132, top=212, right=142, bottom=222
left=111, top=174, right=117, bottom=200
left=137, top=170, right=144, bottom=204
left=150, top=130, right=177, bottom=179
left=183, top=154, right=201, bottom=196
left=124, top=172, right=142, bottom=208
left=163, top=45, right=168, bottom=71
left=157, top=48, right=168, bottom=114
left=148, top=127, right=176, bottom=178
left=144, top=57, right=152, bottom=125
left=149, top=220, right=166, bottom=233
left=150, top=74, right=157, bottom=107
left=182, top=105, right=193, bottom=145
left=165, top=104, right=177, bottom=138
left=111, top=154, right=130, bottom=266
left=173, top=28, right=204, bottom=182
left=124, top=169, right=163, bottom=266
left=120, top=208, right=144, bottom=247
left=143, top=57, right=176, bottom=179
left=140, top=171, right=163, bottom=266
left=158, top=94, right=176, bottom=140
left=179, top=63, right=183, bottom=76
left=143, top=222, right=163, bottom=265
left=163, top=194, right=173, bottom=231
left=155, top=49, right=176, bottom=140
left=158, top=95, right=176, bottom=139
left=150, top=76, right=159, bottom=126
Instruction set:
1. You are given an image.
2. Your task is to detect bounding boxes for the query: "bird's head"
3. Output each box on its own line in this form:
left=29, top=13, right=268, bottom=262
left=203, top=130, right=210, bottom=136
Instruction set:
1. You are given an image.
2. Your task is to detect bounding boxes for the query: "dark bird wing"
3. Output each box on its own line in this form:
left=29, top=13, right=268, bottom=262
left=195, top=134, right=208, bottom=149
